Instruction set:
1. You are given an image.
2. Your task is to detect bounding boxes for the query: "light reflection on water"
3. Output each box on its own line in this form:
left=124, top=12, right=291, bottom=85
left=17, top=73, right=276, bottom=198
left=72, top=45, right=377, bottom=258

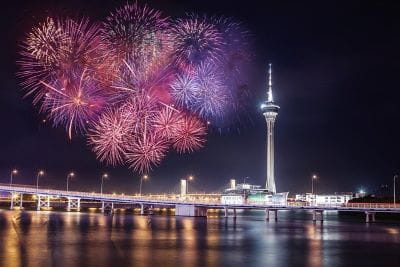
left=0, top=210, right=399, bottom=267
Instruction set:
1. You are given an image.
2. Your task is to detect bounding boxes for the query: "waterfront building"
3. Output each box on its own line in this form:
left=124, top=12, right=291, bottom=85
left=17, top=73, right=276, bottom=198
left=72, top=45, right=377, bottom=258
left=295, top=193, right=354, bottom=206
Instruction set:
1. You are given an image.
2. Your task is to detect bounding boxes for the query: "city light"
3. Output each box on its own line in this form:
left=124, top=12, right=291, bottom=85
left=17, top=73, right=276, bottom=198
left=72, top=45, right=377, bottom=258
left=36, top=170, right=45, bottom=191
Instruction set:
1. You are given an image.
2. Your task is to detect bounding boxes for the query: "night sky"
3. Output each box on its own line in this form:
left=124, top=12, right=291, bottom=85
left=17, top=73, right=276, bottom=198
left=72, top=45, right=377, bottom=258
left=1, top=0, right=399, bottom=195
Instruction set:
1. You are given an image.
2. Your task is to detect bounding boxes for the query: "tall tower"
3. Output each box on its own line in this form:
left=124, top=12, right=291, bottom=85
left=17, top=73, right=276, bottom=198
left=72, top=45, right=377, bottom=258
left=261, top=63, right=280, bottom=193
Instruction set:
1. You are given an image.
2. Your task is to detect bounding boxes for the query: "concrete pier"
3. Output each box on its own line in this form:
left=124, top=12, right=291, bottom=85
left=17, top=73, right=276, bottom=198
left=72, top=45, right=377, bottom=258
left=265, top=209, right=278, bottom=221
left=175, top=204, right=207, bottom=217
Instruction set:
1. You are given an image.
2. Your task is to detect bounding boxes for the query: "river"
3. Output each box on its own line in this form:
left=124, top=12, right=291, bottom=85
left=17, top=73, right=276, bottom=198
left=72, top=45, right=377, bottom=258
left=0, top=209, right=399, bottom=266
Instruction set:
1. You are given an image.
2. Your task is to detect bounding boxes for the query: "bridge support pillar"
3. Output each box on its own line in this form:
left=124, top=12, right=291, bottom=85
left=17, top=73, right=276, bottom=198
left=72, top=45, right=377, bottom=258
left=37, top=195, right=50, bottom=211
left=140, top=204, right=144, bottom=215
left=233, top=208, right=237, bottom=219
left=175, top=204, right=207, bottom=217
left=365, top=212, right=376, bottom=223
left=10, top=193, right=23, bottom=210
left=265, top=209, right=278, bottom=221
left=224, top=207, right=228, bottom=217
left=312, top=210, right=324, bottom=222
left=67, top=197, right=81, bottom=212
left=101, top=202, right=114, bottom=214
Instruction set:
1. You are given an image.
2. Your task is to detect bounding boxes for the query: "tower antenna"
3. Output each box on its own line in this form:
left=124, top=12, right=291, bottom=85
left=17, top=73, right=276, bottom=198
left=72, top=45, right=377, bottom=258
left=268, top=63, right=273, bottom=102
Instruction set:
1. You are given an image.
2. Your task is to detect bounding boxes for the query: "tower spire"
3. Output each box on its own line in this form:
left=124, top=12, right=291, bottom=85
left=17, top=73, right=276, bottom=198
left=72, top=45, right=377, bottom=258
left=268, top=63, right=273, bottom=102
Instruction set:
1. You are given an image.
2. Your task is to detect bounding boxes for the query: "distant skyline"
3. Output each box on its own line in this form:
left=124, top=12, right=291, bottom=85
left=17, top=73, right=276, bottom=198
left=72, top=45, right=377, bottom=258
left=0, top=0, right=399, bottom=195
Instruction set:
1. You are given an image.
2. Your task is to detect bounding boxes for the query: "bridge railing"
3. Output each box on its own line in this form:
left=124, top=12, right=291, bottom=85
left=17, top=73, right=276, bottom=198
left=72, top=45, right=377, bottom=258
left=345, top=203, right=399, bottom=209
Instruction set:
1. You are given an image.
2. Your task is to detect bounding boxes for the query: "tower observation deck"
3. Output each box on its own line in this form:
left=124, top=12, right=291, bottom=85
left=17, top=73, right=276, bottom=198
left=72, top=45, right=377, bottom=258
left=261, top=63, right=280, bottom=193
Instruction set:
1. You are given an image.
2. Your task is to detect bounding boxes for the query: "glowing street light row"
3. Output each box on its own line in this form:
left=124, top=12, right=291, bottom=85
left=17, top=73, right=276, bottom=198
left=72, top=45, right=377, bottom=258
left=7, top=169, right=194, bottom=195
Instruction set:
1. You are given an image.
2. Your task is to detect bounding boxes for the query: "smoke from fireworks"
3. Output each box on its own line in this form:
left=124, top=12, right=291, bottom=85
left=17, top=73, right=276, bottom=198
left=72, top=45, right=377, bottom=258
left=17, top=2, right=252, bottom=174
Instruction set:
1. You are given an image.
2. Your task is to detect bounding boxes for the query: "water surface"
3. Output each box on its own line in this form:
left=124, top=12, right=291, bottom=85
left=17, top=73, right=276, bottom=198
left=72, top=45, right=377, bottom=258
left=0, top=210, right=399, bottom=267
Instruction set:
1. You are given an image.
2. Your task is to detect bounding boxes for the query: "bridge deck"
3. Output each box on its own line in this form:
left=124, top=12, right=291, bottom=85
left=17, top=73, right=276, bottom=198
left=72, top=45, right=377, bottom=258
left=1, top=184, right=400, bottom=213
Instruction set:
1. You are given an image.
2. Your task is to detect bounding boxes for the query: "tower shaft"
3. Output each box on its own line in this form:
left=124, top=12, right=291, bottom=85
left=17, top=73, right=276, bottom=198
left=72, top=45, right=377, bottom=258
left=266, top=116, right=277, bottom=193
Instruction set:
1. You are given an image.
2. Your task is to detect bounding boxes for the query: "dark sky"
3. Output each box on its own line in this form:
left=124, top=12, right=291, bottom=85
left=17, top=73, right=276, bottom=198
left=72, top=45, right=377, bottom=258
left=1, top=0, right=399, bottom=195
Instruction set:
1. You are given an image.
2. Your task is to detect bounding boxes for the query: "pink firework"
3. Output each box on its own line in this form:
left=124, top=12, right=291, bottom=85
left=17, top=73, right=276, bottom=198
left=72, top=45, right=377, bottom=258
left=119, top=93, right=159, bottom=135
left=18, top=18, right=105, bottom=104
left=153, top=105, right=182, bottom=139
left=41, top=68, right=108, bottom=139
left=125, top=132, right=169, bottom=174
left=173, top=114, right=207, bottom=153
left=88, top=108, right=132, bottom=166
left=18, top=18, right=68, bottom=103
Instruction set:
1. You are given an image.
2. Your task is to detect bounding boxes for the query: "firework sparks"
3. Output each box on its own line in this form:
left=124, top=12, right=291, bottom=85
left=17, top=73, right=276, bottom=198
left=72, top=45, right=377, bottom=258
left=125, top=132, right=169, bottom=174
left=170, top=73, right=199, bottom=108
left=88, top=108, right=132, bottom=166
left=171, top=15, right=224, bottom=67
left=103, top=2, right=170, bottom=61
left=41, top=68, right=108, bottom=139
left=173, top=114, right=207, bottom=153
left=153, top=105, right=182, bottom=139
left=17, top=2, right=252, bottom=174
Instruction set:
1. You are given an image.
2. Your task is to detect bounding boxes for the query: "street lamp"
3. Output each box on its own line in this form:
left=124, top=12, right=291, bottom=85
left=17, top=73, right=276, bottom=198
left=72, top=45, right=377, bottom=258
left=67, top=172, right=75, bottom=192
left=311, top=174, right=318, bottom=206
left=10, top=169, right=18, bottom=187
left=100, top=173, right=108, bottom=195
left=394, top=175, right=398, bottom=207
left=188, top=175, right=194, bottom=195
left=36, top=170, right=45, bottom=191
left=139, top=175, right=148, bottom=196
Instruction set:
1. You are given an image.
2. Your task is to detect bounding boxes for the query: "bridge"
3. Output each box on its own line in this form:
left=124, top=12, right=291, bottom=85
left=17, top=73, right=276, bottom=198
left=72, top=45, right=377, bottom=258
left=1, top=183, right=399, bottom=223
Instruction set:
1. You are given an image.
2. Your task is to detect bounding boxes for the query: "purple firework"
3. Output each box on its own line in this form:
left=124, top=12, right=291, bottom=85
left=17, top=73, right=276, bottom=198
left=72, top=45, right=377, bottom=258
left=170, top=73, right=199, bottom=108
left=171, top=15, right=224, bottom=67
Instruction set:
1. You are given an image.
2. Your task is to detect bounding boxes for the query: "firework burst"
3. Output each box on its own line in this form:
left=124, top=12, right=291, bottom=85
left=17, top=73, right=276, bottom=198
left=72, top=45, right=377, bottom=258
left=18, top=18, right=105, bottom=103
left=103, top=2, right=170, bottom=61
left=153, top=105, right=182, bottom=139
left=193, top=62, right=228, bottom=120
left=88, top=108, right=132, bottom=166
left=125, top=132, right=169, bottom=174
left=173, top=114, right=207, bottom=153
left=170, top=73, right=199, bottom=108
left=171, top=15, right=224, bottom=67
left=41, top=68, right=108, bottom=139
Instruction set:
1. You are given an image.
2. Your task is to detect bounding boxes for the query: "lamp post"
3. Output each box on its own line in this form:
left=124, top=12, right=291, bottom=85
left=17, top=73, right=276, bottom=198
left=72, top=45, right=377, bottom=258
left=100, top=173, right=108, bottom=196
left=394, top=175, right=398, bottom=207
left=188, top=175, right=194, bottom=195
left=139, top=175, right=148, bottom=196
left=10, top=169, right=18, bottom=187
left=311, top=174, right=317, bottom=206
left=67, top=172, right=75, bottom=192
left=36, top=170, right=45, bottom=191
